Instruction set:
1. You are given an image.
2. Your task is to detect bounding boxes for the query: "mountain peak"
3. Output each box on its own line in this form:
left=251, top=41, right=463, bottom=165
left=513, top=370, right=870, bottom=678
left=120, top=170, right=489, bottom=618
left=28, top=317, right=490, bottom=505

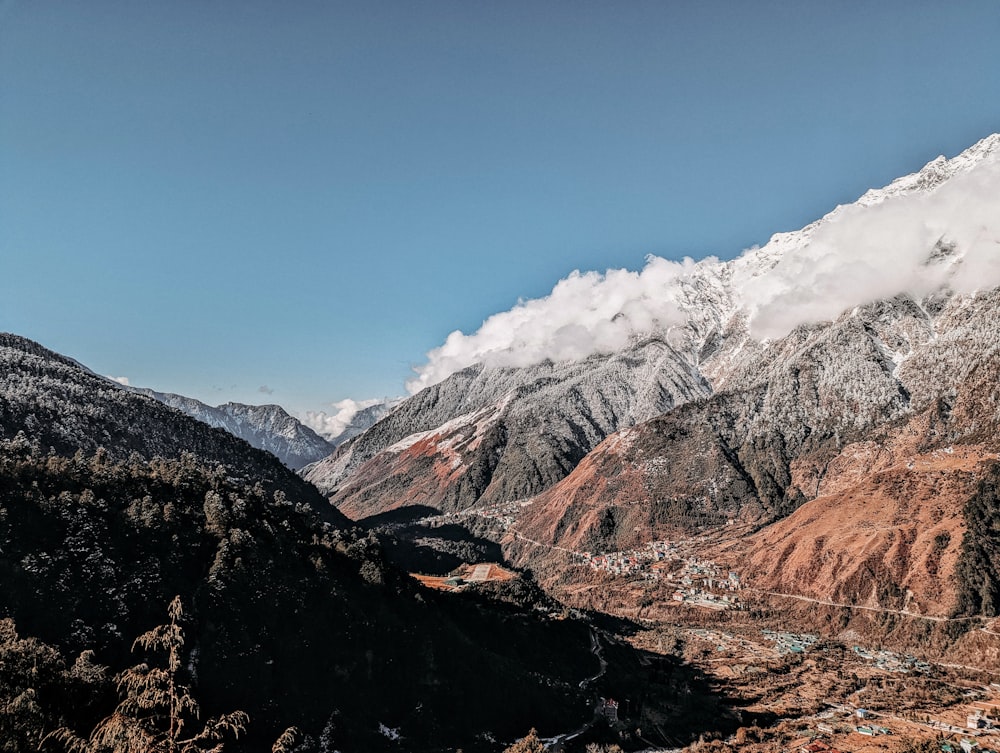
left=855, top=131, right=1000, bottom=208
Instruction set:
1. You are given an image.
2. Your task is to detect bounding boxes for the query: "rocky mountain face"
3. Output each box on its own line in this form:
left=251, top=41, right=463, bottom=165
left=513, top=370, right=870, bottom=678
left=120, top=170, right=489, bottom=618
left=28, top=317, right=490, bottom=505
left=308, top=134, right=1000, bottom=536
left=305, top=337, right=713, bottom=518
left=127, top=386, right=335, bottom=470
left=510, top=284, right=1000, bottom=550
left=0, top=333, right=613, bottom=752
left=503, top=287, right=1000, bottom=617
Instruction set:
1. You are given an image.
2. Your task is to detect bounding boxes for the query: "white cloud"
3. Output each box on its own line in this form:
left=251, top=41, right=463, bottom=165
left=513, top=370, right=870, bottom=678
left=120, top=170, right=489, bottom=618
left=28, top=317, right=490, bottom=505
left=407, top=141, right=1000, bottom=393
left=739, top=158, right=1000, bottom=339
left=258, top=385, right=274, bottom=395
left=108, top=376, right=130, bottom=386
left=301, top=397, right=393, bottom=441
left=406, top=256, right=698, bottom=393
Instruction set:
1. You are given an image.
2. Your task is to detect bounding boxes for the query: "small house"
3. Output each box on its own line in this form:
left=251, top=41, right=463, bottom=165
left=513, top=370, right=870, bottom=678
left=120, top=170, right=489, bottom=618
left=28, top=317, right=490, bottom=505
left=602, top=698, right=619, bottom=723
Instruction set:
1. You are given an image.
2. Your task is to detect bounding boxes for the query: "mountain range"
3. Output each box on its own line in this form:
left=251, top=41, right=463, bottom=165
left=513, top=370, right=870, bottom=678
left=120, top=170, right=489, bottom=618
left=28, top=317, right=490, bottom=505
left=1, top=333, right=670, bottom=752
left=304, top=133, right=1000, bottom=629
left=123, top=386, right=337, bottom=470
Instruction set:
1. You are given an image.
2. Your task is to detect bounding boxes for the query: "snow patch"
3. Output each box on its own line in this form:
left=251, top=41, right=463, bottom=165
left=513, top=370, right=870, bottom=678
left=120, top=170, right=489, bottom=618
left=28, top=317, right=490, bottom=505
left=378, top=723, right=402, bottom=741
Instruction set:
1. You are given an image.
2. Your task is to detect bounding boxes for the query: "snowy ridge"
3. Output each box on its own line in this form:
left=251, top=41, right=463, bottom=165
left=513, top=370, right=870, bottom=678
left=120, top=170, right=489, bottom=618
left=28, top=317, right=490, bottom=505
left=410, top=133, right=1000, bottom=391
left=304, top=336, right=711, bottom=502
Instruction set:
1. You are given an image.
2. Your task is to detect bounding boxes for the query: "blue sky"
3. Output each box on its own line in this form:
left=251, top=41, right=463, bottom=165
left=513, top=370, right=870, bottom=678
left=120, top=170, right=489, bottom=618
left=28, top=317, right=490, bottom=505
left=2, top=1, right=999, bottom=417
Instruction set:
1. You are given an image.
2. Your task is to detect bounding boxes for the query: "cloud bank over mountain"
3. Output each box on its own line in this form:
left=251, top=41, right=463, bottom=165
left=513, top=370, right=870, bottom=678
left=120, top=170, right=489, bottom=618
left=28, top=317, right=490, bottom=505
left=301, top=397, right=399, bottom=443
left=406, top=256, right=699, bottom=393
left=740, top=156, right=1000, bottom=339
left=408, top=136, right=1000, bottom=394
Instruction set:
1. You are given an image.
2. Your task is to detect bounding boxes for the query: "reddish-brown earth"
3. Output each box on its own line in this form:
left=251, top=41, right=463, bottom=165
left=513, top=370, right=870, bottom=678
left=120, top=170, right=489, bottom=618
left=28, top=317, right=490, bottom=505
left=731, top=445, right=997, bottom=617
left=330, top=405, right=506, bottom=519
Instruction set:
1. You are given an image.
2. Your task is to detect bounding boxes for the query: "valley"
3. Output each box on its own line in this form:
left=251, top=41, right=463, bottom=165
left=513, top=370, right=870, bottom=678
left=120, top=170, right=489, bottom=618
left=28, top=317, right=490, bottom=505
left=388, top=502, right=1000, bottom=752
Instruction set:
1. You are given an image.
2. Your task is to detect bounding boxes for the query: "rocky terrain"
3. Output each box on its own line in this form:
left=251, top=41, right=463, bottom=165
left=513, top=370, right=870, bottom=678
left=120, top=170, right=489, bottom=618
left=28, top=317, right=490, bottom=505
left=305, top=337, right=713, bottom=517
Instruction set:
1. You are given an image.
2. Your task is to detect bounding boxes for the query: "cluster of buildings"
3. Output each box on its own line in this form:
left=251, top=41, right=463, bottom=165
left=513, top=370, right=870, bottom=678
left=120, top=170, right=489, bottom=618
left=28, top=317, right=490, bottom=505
left=965, top=700, right=1000, bottom=736
left=762, top=630, right=818, bottom=655
left=462, top=498, right=534, bottom=530
left=583, top=539, right=679, bottom=578
left=806, top=712, right=891, bottom=746
left=806, top=701, right=1000, bottom=753
left=667, top=557, right=743, bottom=610
left=577, top=540, right=744, bottom=610
left=854, top=723, right=892, bottom=737
left=851, top=645, right=932, bottom=673
left=581, top=542, right=744, bottom=610
left=426, top=499, right=533, bottom=531
left=940, top=738, right=992, bottom=753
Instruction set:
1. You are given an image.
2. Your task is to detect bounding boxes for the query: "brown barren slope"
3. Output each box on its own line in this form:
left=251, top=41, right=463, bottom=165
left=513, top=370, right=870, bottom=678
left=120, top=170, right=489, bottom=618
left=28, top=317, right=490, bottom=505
left=734, top=444, right=998, bottom=617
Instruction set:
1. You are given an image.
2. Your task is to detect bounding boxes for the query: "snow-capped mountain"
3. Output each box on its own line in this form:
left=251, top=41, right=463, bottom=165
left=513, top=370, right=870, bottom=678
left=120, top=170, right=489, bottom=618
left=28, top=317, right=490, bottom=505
left=308, top=134, right=1000, bottom=524
left=124, top=387, right=334, bottom=470
left=305, top=338, right=712, bottom=517
left=406, top=133, right=1000, bottom=395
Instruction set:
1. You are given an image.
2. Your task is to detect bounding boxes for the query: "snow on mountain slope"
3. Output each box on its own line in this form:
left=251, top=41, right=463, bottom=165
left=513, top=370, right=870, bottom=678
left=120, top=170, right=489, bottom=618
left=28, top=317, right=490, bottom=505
left=500, top=289, right=1000, bottom=625
left=305, top=336, right=711, bottom=515
left=126, top=387, right=334, bottom=469
left=308, top=133, right=1000, bottom=522
left=510, top=287, right=1000, bottom=551
left=411, top=132, right=1000, bottom=392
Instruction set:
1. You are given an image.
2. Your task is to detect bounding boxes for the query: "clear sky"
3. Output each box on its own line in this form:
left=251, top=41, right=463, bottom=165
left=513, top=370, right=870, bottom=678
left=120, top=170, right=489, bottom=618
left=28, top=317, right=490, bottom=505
left=2, top=1, right=1000, bottom=417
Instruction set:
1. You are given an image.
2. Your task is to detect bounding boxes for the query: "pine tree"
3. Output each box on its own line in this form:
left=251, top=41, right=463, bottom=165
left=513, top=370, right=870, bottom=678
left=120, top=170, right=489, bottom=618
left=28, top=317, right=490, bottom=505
left=46, top=596, right=247, bottom=753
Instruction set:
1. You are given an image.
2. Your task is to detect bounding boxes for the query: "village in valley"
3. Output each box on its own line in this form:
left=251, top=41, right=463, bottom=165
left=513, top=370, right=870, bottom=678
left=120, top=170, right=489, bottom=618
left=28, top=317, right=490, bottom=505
left=407, top=501, right=1000, bottom=753
left=578, top=541, right=743, bottom=610
left=423, top=500, right=747, bottom=610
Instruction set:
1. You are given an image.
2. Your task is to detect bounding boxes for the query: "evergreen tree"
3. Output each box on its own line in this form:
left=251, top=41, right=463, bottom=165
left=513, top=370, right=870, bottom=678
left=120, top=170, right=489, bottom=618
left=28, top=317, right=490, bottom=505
left=47, top=597, right=247, bottom=753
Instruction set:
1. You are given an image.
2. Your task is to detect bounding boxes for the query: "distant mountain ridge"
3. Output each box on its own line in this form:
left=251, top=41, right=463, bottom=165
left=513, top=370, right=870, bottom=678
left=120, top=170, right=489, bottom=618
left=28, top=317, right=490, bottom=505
left=123, top=386, right=335, bottom=470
